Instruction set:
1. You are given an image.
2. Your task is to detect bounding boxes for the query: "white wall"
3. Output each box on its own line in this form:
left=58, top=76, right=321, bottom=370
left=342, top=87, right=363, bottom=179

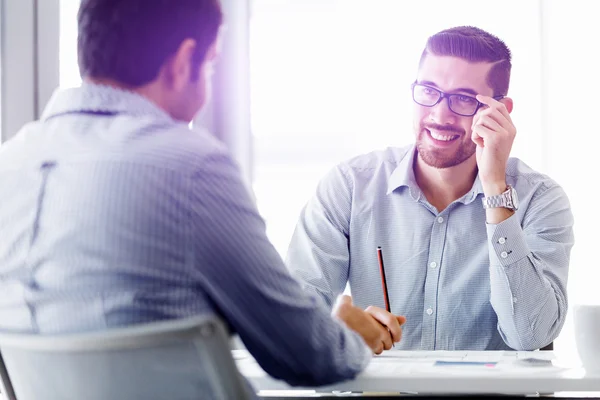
left=540, top=0, right=600, bottom=361
left=543, top=0, right=600, bottom=305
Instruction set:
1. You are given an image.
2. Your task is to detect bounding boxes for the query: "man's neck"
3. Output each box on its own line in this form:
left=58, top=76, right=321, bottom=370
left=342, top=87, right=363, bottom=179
left=85, top=77, right=174, bottom=118
left=85, top=77, right=137, bottom=91
left=413, top=153, right=478, bottom=212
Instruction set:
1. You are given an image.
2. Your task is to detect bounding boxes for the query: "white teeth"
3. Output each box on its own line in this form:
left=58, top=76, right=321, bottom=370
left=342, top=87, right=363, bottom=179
left=429, top=131, right=458, bottom=141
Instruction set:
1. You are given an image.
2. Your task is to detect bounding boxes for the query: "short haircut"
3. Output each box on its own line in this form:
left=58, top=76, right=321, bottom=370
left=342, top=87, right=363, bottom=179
left=78, top=0, right=223, bottom=86
left=419, top=26, right=512, bottom=97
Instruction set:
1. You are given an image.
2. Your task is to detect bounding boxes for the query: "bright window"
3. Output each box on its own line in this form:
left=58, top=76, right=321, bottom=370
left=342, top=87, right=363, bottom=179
left=59, top=0, right=81, bottom=88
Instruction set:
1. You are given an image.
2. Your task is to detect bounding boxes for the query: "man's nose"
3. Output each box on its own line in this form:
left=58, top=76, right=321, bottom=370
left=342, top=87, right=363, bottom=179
left=429, top=97, right=457, bottom=125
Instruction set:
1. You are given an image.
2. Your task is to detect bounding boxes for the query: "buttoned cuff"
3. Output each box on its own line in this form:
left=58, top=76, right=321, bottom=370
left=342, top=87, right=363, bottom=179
left=486, top=214, right=530, bottom=267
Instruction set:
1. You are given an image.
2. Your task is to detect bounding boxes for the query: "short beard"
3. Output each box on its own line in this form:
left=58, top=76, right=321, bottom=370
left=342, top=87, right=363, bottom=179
left=415, top=123, right=475, bottom=169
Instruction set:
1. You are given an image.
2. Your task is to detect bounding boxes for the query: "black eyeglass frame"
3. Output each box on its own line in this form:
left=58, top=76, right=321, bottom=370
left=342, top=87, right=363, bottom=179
left=411, top=82, right=505, bottom=117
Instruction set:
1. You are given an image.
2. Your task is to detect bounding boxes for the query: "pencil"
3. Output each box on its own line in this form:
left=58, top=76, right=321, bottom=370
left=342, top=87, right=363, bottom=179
left=377, top=246, right=395, bottom=348
left=377, top=246, right=391, bottom=312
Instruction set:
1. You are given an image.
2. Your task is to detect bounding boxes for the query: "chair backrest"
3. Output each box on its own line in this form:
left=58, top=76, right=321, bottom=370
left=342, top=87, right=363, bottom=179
left=0, top=315, right=255, bottom=400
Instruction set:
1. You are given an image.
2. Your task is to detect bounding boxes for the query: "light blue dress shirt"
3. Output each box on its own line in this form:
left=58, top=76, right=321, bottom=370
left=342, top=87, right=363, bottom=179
left=287, top=146, right=574, bottom=351
left=0, top=83, right=371, bottom=388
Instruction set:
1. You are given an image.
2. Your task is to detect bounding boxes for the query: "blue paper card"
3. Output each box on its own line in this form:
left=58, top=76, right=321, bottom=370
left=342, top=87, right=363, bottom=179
left=434, top=361, right=498, bottom=367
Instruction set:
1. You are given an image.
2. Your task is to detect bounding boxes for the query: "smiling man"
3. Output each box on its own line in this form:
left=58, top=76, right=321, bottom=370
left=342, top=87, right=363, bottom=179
left=287, top=26, right=575, bottom=351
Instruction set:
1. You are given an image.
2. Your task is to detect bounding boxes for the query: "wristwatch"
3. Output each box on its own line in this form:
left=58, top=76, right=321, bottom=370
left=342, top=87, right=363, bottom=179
left=481, top=185, right=519, bottom=211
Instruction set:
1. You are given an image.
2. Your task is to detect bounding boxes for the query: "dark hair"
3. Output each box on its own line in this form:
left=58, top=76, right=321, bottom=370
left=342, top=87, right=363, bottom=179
left=77, top=0, right=222, bottom=86
left=419, top=26, right=512, bottom=97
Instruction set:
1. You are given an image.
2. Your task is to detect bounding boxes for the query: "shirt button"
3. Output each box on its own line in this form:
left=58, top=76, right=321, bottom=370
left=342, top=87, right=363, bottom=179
left=500, top=251, right=508, bottom=259
left=513, top=297, right=518, bottom=303
left=498, top=237, right=506, bottom=244
left=437, top=217, right=444, bottom=223
left=430, top=261, right=437, bottom=269
left=426, top=308, right=433, bottom=315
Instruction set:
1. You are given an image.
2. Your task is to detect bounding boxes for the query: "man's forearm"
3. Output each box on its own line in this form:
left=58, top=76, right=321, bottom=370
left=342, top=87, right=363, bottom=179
left=489, top=258, right=564, bottom=350
left=486, top=216, right=567, bottom=350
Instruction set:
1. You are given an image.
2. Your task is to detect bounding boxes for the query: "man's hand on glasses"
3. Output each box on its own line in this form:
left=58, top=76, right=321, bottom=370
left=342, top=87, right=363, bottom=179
left=471, top=95, right=516, bottom=195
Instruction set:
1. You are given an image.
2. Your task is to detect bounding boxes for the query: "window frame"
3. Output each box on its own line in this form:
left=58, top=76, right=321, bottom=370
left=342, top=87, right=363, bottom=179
left=0, top=0, right=59, bottom=143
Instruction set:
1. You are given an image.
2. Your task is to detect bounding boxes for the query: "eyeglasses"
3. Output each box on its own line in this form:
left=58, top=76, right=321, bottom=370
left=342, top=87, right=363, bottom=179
left=411, top=82, right=504, bottom=117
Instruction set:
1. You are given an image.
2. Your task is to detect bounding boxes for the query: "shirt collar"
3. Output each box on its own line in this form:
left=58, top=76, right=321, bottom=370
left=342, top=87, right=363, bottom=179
left=386, top=145, right=485, bottom=205
left=471, top=174, right=484, bottom=196
left=386, top=145, right=420, bottom=199
left=464, top=173, right=485, bottom=204
left=41, top=82, right=174, bottom=122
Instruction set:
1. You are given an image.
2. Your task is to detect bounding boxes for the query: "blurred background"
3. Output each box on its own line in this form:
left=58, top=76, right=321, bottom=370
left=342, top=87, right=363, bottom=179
left=1, top=0, right=598, bottom=358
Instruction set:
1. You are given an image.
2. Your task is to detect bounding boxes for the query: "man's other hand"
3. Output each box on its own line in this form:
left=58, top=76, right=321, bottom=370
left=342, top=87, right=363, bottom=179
left=332, top=295, right=406, bottom=354
left=365, top=305, right=407, bottom=344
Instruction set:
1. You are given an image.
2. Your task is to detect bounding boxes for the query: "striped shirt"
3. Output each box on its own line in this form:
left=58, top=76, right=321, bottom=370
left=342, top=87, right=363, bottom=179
left=0, top=83, right=371, bottom=388
left=287, top=146, right=575, bottom=351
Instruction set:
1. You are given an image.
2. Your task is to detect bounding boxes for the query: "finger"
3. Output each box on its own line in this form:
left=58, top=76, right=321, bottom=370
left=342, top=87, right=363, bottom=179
left=474, top=114, right=504, bottom=133
left=373, top=341, right=384, bottom=355
left=365, top=306, right=402, bottom=342
left=365, top=305, right=383, bottom=313
left=380, top=327, right=393, bottom=350
left=472, top=112, right=481, bottom=127
left=476, top=108, right=512, bottom=131
left=471, top=129, right=484, bottom=147
left=472, top=124, right=497, bottom=143
left=382, top=338, right=393, bottom=351
left=473, top=105, right=486, bottom=125
left=393, top=316, right=407, bottom=343
left=475, top=94, right=499, bottom=107
left=476, top=95, right=513, bottom=124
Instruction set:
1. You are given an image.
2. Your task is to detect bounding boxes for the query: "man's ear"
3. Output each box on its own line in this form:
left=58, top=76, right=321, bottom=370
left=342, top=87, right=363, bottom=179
left=167, top=38, right=197, bottom=92
left=500, top=97, right=514, bottom=114
left=205, top=39, right=219, bottom=62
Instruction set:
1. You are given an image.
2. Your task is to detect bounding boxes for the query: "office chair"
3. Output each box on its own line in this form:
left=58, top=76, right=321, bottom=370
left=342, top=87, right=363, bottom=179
left=0, top=315, right=254, bottom=400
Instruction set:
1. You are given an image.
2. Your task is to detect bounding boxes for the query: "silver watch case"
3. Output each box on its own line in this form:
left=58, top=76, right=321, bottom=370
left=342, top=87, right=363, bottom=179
left=482, top=185, right=519, bottom=211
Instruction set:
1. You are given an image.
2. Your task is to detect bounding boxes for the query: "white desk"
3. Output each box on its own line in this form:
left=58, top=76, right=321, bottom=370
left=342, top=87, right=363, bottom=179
left=235, top=350, right=600, bottom=396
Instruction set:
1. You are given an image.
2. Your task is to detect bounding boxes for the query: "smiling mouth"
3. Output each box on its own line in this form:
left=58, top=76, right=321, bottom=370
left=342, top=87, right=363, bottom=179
left=427, top=129, right=460, bottom=142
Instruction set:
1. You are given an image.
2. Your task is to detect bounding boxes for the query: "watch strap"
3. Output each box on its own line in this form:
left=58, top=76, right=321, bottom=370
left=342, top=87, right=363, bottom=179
left=482, top=186, right=514, bottom=210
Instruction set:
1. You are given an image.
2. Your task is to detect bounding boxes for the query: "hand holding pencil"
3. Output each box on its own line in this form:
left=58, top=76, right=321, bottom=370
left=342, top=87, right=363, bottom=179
left=363, top=246, right=407, bottom=350
left=331, top=246, right=407, bottom=354
left=332, top=295, right=403, bottom=354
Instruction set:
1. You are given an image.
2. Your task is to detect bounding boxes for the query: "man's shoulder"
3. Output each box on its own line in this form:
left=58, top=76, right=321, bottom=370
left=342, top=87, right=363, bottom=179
left=0, top=116, right=232, bottom=176
left=0, top=120, right=45, bottom=167
left=145, top=124, right=229, bottom=166
left=95, top=117, right=231, bottom=173
left=339, top=145, right=413, bottom=175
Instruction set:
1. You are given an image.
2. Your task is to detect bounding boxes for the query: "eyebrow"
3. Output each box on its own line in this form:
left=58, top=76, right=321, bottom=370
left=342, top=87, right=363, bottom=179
left=418, top=80, right=479, bottom=96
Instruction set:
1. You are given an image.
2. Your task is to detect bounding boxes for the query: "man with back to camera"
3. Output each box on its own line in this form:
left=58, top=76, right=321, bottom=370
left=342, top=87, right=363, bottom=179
left=287, top=26, right=574, bottom=351
left=0, top=0, right=407, bottom=395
